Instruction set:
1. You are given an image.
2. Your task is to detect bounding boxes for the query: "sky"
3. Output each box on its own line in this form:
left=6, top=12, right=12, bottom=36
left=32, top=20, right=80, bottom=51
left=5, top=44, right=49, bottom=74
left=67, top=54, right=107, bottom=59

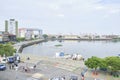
left=0, top=0, right=120, bottom=35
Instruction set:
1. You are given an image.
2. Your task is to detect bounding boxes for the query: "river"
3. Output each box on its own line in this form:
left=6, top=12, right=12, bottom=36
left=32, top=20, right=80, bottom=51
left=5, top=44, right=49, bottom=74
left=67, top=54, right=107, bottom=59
left=22, top=40, right=120, bottom=58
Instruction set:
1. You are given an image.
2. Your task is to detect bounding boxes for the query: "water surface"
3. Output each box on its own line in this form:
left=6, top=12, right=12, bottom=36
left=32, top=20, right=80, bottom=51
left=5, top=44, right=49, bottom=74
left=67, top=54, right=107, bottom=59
left=22, top=40, right=120, bottom=58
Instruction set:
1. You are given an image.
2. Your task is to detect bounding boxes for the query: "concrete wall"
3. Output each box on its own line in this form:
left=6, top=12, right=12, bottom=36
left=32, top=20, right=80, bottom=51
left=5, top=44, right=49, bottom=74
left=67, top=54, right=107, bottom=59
left=17, top=39, right=45, bottom=53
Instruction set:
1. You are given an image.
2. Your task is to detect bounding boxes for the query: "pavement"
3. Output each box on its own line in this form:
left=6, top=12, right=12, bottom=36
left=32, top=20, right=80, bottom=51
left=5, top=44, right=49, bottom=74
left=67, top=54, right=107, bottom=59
left=21, top=54, right=120, bottom=80
left=0, top=54, right=120, bottom=80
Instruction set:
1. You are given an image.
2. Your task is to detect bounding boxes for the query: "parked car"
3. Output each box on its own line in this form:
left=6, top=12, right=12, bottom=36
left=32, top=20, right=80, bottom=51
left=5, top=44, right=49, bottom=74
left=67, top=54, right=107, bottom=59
left=0, top=64, right=6, bottom=71
left=14, top=54, right=20, bottom=63
left=69, top=76, right=78, bottom=80
left=49, top=77, right=61, bottom=80
left=100, top=68, right=107, bottom=71
left=7, top=56, right=15, bottom=63
left=49, top=77, right=65, bottom=80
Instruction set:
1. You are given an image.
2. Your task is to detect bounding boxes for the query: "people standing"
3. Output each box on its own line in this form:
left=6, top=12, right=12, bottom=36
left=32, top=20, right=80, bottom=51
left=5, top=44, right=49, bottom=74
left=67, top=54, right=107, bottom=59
left=9, top=64, right=11, bottom=69
left=33, top=65, right=36, bottom=71
left=12, top=63, right=14, bottom=70
left=27, top=57, right=30, bottom=60
left=81, top=72, right=84, bottom=80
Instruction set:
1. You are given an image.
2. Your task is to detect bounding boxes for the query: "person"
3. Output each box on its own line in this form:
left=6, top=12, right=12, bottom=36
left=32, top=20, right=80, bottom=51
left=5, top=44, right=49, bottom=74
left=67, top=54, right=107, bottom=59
left=27, top=57, right=30, bottom=60
left=15, top=66, right=18, bottom=71
left=9, top=64, right=11, bottom=69
left=14, top=61, right=18, bottom=67
left=24, top=66, right=28, bottom=72
left=33, top=65, right=36, bottom=71
left=12, top=63, right=14, bottom=70
left=81, top=72, right=84, bottom=77
left=83, top=58, right=85, bottom=61
left=61, top=75, right=65, bottom=80
left=81, top=72, right=84, bottom=80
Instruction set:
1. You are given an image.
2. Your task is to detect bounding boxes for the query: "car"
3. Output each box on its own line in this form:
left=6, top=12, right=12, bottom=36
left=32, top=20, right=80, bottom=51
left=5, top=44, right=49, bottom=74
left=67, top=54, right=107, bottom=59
left=100, top=68, right=107, bottom=71
left=7, top=56, right=15, bottom=63
left=69, top=76, right=78, bottom=80
left=26, top=77, right=40, bottom=80
left=49, top=77, right=65, bottom=80
left=49, top=77, right=61, bottom=80
left=0, top=64, right=6, bottom=71
left=14, top=54, right=20, bottom=63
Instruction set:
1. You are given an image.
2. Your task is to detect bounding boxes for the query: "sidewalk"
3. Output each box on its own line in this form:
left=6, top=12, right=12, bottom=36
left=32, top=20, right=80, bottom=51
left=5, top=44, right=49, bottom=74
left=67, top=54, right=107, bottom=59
left=19, top=54, right=120, bottom=80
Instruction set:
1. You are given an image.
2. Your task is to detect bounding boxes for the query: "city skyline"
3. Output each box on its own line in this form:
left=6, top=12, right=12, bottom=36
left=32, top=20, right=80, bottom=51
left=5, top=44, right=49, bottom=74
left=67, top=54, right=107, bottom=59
left=0, top=0, right=120, bottom=35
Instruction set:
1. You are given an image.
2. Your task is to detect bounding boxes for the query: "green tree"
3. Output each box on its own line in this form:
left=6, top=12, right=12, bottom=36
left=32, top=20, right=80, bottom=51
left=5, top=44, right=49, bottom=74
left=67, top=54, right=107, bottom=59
left=99, top=59, right=107, bottom=69
left=16, top=37, right=25, bottom=42
left=0, top=44, right=5, bottom=56
left=58, top=35, right=63, bottom=39
left=105, top=56, right=120, bottom=72
left=51, top=36, right=56, bottom=39
left=42, top=34, right=48, bottom=39
left=0, top=43, right=16, bottom=56
left=85, top=56, right=101, bottom=75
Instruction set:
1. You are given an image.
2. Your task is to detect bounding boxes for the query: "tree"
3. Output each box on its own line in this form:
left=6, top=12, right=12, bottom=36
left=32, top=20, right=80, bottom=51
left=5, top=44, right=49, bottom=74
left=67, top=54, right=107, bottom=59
left=105, top=56, right=120, bottom=72
left=0, top=44, right=5, bottom=56
left=16, top=37, right=25, bottom=42
left=0, top=43, right=16, bottom=56
left=42, top=34, right=48, bottom=39
left=105, top=56, right=120, bottom=77
left=85, top=56, right=120, bottom=77
left=99, top=59, right=108, bottom=71
left=85, top=56, right=101, bottom=75
left=58, top=35, right=63, bottom=39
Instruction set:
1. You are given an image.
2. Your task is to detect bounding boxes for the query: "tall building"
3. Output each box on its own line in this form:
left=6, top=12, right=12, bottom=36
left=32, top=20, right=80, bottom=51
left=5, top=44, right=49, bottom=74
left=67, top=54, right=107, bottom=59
left=5, top=19, right=18, bottom=37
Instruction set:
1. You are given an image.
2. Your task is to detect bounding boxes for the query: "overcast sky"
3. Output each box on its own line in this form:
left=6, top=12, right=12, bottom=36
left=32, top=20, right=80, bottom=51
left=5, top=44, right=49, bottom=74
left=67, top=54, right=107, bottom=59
left=0, top=0, right=120, bottom=35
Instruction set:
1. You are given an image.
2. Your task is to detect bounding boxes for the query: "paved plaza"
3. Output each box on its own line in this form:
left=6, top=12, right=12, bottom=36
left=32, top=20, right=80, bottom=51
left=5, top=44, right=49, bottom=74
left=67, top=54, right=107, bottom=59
left=0, top=55, right=119, bottom=80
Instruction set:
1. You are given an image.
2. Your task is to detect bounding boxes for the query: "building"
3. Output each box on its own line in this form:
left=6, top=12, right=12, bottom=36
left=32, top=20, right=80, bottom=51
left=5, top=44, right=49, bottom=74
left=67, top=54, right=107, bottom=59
left=18, top=28, right=27, bottom=38
left=18, top=28, right=43, bottom=40
left=0, top=31, right=9, bottom=42
left=63, top=35, right=79, bottom=39
left=5, top=19, right=18, bottom=37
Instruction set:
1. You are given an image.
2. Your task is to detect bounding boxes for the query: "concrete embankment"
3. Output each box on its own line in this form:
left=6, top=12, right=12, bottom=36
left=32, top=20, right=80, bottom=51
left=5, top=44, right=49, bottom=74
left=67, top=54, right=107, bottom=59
left=15, top=39, right=45, bottom=53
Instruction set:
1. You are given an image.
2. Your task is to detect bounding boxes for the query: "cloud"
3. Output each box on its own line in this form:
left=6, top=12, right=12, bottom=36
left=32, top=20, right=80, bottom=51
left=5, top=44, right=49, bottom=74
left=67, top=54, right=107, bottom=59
left=92, top=1, right=120, bottom=19
left=99, top=0, right=120, bottom=4
left=57, top=14, right=65, bottom=18
left=0, top=0, right=120, bottom=34
left=49, top=4, right=60, bottom=10
left=109, top=8, right=120, bottom=14
left=102, top=8, right=120, bottom=19
left=95, top=5, right=105, bottom=10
